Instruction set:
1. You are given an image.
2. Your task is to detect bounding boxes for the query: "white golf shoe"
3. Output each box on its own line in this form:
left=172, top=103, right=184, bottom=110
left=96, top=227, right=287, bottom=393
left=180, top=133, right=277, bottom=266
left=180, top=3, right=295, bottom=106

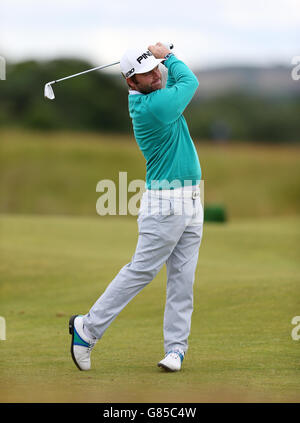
left=69, top=315, right=96, bottom=371
left=157, top=350, right=185, bottom=372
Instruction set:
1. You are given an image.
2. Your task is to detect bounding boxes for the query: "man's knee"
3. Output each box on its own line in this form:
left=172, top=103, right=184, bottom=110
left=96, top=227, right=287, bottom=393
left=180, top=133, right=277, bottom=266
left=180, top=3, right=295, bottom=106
left=126, top=260, right=160, bottom=283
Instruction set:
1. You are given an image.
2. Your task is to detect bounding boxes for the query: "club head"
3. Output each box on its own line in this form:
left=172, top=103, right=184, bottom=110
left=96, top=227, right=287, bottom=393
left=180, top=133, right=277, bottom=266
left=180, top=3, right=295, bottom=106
left=44, top=82, right=55, bottom=100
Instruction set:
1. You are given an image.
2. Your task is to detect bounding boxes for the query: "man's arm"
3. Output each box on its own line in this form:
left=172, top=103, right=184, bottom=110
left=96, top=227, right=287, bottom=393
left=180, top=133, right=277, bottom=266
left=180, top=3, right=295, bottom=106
left=148, top=43, right=199, bottom=123
left=149, top=42, right=175, bottom=88
left=165, top=62, right=176, bottom=89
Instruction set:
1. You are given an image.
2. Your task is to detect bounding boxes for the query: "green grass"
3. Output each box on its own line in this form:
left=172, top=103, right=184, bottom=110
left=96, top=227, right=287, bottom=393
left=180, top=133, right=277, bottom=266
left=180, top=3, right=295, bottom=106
left=0, top=129, right=300, bottom=218
left=0, top=213, right=299, bottom=403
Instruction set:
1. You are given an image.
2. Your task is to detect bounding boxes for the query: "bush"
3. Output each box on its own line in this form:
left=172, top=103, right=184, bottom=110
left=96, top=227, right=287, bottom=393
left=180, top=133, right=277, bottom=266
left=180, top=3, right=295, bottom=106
left=204, top=204, right=227, bottom=222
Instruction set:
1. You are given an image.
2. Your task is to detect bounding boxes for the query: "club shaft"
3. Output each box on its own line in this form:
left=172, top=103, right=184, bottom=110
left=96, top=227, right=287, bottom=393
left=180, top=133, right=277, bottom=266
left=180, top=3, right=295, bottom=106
left=50, top=43, right=173, bottom=85
left=54, top=61, right=120, bottom=84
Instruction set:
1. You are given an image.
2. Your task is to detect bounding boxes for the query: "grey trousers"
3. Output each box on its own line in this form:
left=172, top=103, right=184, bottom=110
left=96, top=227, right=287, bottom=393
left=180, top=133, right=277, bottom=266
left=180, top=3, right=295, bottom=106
left=83, top=188, right=203, bottom=354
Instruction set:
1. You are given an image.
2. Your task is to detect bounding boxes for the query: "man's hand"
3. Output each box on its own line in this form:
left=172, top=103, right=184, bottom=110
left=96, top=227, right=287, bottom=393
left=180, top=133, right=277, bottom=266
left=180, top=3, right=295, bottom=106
left=148, top=42, right=171, bottom=59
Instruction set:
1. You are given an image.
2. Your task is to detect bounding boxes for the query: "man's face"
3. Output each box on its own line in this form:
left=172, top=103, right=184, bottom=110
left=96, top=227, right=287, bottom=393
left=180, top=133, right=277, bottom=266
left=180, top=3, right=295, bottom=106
left=128, top=65, right=162, bottom=94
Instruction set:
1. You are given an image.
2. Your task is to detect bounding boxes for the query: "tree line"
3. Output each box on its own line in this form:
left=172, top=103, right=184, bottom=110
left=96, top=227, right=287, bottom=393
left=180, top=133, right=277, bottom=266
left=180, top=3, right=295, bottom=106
left=0, top=58, right=299, bottom=143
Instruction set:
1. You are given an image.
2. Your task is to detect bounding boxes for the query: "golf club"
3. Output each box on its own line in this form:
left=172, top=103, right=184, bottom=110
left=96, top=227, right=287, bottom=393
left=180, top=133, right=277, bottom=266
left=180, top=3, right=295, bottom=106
left=44, top=43, right=174, bottom=100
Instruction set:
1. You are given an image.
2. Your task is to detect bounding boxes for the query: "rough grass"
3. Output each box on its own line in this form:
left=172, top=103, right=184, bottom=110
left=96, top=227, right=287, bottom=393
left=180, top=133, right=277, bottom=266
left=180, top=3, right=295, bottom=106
left=0, top=129, right=299, bottom=218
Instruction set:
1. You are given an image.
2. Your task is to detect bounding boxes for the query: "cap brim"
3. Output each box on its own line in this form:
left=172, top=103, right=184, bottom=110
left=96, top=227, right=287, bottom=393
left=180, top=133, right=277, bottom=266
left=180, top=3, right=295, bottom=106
left=134, top=58, right=164, bottom=74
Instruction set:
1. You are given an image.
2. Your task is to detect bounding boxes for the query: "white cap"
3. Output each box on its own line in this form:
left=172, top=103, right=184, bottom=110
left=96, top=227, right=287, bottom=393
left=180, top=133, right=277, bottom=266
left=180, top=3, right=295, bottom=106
left=120, top=47, right=164, bottom=78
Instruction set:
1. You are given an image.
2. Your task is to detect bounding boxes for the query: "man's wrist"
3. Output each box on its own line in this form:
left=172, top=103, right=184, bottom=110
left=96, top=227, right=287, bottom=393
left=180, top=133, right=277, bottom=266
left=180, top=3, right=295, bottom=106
left=162, top=52, right=174, bottom=65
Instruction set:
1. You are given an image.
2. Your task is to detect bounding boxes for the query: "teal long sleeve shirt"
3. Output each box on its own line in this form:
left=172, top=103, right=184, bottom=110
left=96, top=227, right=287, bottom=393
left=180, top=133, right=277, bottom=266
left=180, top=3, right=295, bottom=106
left=128, top=54, right=201, bottom=190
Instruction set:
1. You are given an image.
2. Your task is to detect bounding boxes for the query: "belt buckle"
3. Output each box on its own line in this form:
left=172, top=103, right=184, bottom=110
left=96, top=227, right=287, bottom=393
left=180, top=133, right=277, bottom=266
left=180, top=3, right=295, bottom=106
left=192, top=191, right=199, bottom=200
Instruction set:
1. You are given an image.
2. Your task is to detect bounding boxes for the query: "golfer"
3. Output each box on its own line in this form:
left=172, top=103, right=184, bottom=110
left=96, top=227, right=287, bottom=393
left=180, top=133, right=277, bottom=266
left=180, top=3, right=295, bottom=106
left=69, top=42, right=203, bottom=372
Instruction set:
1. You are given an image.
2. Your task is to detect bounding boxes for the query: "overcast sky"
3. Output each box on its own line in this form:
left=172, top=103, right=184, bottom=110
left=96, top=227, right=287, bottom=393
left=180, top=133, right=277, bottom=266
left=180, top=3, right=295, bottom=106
left=1, top=0, right=299, bottom=71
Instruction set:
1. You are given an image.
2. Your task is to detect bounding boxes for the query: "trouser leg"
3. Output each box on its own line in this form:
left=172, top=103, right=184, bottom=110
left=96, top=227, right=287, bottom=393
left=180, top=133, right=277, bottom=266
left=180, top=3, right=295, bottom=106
left=83, top=209, right=186, bottom=340
left=163, top=223, right=203, bottom=354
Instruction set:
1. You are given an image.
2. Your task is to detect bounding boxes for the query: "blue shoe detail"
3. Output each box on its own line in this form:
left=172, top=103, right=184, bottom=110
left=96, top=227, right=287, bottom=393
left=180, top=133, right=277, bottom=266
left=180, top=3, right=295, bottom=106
left=167, top=350, right=184, bottom=362
left=73, top=327, right=90, bottom=347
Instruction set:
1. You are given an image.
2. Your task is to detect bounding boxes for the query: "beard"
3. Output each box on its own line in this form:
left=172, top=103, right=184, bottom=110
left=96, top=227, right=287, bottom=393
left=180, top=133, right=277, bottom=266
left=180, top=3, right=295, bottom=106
left=136, top=79, right=162, bottom=94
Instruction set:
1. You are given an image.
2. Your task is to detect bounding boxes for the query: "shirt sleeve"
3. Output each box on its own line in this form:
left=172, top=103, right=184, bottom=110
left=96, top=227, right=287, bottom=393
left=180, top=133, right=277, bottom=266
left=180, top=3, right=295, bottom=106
left=147, top=55, right=199, bottom=124
left=165, top=59, right=176, bottom=88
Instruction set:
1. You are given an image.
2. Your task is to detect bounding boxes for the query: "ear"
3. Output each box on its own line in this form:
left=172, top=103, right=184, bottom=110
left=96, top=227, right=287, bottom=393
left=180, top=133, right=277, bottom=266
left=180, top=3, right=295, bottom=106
left=126, top=77, right=136, bottom=90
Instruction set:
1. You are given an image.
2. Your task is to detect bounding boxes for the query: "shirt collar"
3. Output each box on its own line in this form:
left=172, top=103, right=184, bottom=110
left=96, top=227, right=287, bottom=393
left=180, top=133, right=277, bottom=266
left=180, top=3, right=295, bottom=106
left=129, top=89, right=143, bottom=95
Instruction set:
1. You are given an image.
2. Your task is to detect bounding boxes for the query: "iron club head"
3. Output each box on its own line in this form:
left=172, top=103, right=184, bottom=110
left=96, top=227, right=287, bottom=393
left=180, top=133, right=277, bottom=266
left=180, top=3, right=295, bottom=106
left=44, top=81, right=55, bottom=100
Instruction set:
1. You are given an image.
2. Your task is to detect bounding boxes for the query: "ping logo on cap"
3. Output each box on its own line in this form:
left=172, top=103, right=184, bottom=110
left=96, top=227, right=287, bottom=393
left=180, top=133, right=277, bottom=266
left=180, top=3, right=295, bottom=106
left=136, top=50, right=153, bottom=64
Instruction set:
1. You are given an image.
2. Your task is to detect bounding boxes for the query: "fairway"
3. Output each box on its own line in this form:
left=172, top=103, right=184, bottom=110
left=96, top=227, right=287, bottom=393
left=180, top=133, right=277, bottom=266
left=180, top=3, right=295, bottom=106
left=0, top=213, right=299, bottom=403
